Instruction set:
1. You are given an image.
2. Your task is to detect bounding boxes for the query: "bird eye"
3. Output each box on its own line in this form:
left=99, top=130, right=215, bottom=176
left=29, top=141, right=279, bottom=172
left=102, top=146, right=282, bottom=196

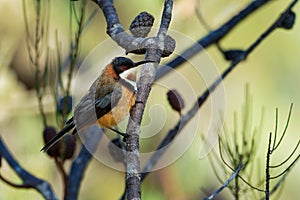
left=121, top=66, right=128, bottom=71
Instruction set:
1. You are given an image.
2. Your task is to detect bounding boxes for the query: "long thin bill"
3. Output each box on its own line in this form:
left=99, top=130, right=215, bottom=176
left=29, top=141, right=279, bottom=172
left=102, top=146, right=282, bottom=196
left=133, top=60, right=156, bottom=67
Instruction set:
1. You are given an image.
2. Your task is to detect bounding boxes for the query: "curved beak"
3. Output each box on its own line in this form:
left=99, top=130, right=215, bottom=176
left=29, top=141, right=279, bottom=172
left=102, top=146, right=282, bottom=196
left=133, top=60, right=156, bottom=67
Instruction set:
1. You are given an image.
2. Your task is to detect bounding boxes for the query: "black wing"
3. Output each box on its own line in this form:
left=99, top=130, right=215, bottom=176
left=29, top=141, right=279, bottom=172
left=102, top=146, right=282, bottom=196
left=41, top=83, right=123, bottom=152
left=74, top=83, right=123, bottom=130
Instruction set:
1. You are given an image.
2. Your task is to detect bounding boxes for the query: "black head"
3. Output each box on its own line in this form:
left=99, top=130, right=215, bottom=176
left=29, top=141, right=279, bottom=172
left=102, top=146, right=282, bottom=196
left=112, top=57, right=155, bottom=75
left=112, top=57, right=135, bottom=75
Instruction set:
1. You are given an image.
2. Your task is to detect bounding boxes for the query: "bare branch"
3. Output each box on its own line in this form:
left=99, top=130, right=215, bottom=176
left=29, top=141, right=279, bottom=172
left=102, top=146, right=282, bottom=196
left=0, top=137, right=57, bottom=200
left=155, top=0, right=274, bottom=80
left=204, top=164, right=243, bottom=200
left=141, top=0, right=298, bottom=182
left=125, top=1, right=174, bottom=199
left=93, top=0, right=175, bottom=199
left=92, top=0, right=154, bottom=53
left=65, top=126, right=103, bottom=200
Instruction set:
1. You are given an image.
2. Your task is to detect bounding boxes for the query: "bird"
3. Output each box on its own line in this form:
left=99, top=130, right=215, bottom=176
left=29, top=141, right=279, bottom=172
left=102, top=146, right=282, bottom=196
left=41, top=57, right=154, bottom=152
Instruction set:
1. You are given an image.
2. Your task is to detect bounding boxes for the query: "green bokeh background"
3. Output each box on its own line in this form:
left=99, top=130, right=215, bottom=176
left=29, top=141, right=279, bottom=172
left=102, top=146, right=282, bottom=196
left=0, top=0, right=299, bottom=199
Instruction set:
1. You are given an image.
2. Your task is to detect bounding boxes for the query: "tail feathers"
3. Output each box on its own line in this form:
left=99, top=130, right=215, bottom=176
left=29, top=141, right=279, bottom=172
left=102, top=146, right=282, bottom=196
left=41, top=118, right=75, bottom=152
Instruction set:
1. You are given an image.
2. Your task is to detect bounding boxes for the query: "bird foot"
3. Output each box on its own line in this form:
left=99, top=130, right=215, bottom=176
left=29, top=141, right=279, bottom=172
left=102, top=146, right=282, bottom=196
left=109, top=128, right=128, bottom=141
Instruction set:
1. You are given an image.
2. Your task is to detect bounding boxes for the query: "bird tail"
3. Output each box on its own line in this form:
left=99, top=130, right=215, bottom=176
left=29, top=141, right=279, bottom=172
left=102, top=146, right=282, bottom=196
left=41, top=117, right=75, bottom=152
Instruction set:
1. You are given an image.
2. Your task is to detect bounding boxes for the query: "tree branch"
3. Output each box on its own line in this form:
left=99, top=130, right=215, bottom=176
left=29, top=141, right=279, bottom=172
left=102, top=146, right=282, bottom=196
left=93, top=0, right=156, bottom=53
left=125, top=1, right=174, bottom=199
left=204, top=164, right=243, bottom=200
left=65, top=126, right=103, bottom=200
left=93, top=0, right=174, bottom=199
left=0, top=136, right=57, bottom=200
left=141, top=0, right=298, bottom=182
left=155, top=0, right=273, bottom=80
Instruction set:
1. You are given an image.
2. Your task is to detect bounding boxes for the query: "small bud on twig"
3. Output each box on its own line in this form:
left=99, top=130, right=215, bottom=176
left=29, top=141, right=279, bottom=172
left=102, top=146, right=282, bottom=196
left=223, top=49, right=245, bottom=61
left=279, top=11, right=296, bottom=30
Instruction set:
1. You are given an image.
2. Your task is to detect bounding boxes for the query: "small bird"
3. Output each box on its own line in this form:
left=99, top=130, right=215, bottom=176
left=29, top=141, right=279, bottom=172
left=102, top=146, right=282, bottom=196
left=41, top=57, right=154, bottom=152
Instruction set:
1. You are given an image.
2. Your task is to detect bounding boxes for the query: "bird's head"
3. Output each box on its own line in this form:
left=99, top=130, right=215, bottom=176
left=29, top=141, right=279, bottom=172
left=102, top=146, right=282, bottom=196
left=112, top=57, right=155, bottom=75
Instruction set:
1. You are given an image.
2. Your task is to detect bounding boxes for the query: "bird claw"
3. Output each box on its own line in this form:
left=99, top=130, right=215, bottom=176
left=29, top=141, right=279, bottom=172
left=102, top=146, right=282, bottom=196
left=109, top=128, right=128, bottom=139
left=135, top=100, right=144, bottom=104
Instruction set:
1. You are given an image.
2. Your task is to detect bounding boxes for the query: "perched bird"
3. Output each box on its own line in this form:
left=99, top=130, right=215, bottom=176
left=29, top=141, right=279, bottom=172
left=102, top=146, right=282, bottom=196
left=41, top=57, right=154, bottom=152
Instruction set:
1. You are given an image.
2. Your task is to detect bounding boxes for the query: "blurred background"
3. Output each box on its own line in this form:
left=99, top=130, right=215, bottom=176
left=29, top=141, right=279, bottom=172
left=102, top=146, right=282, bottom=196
left=0, top=0, right=299, bottom=199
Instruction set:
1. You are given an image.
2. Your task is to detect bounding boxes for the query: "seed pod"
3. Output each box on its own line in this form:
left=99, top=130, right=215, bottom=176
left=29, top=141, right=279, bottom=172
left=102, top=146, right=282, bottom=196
left=223, top=49, right=244, bottom=61
left=130, top=12, right=154, bottom=38
left=57, top=95, right=73, bottom=115
left=59, top=135, right=76, bottom=160
left=279, top=11, right=296, bottom=30
left=162, top=35, right=176, bottom=57
left=167, top=89, right=185, bottom=114
left=43, top=126, right=61, bottom=158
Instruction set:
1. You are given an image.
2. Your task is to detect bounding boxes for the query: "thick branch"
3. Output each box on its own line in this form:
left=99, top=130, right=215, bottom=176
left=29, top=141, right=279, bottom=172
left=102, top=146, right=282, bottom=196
left=124, top=1, right=174, bottom=199
left=0, top=137, right=57, bottom=200
left=65, top=126, right=103, bottom=200
left=94, top=0, right=174, bottom=199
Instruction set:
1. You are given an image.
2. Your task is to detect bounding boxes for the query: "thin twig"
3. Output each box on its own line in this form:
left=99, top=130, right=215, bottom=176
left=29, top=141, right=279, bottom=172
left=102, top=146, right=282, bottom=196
left=54, top=157, right=68, bottom=196
left=140, top=0, right=298, bottom=183
left=272, top=108, right=279, bottom=152
left=0, top=174, right=29, bottom=188
left=155, top=0, right=273, bottom=80
left=204, top=164, right=243, bottom=200
left=273, top=103, right=293, bottom=151
left=23, top=0, right=49, bottom=126
left=66, top=0, right=87, bottom=98
left=270, top=153, right=300, bottom=180
left=270, top=139, right=300, bottom=168
left=265, top=133, right=272, bottom=200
